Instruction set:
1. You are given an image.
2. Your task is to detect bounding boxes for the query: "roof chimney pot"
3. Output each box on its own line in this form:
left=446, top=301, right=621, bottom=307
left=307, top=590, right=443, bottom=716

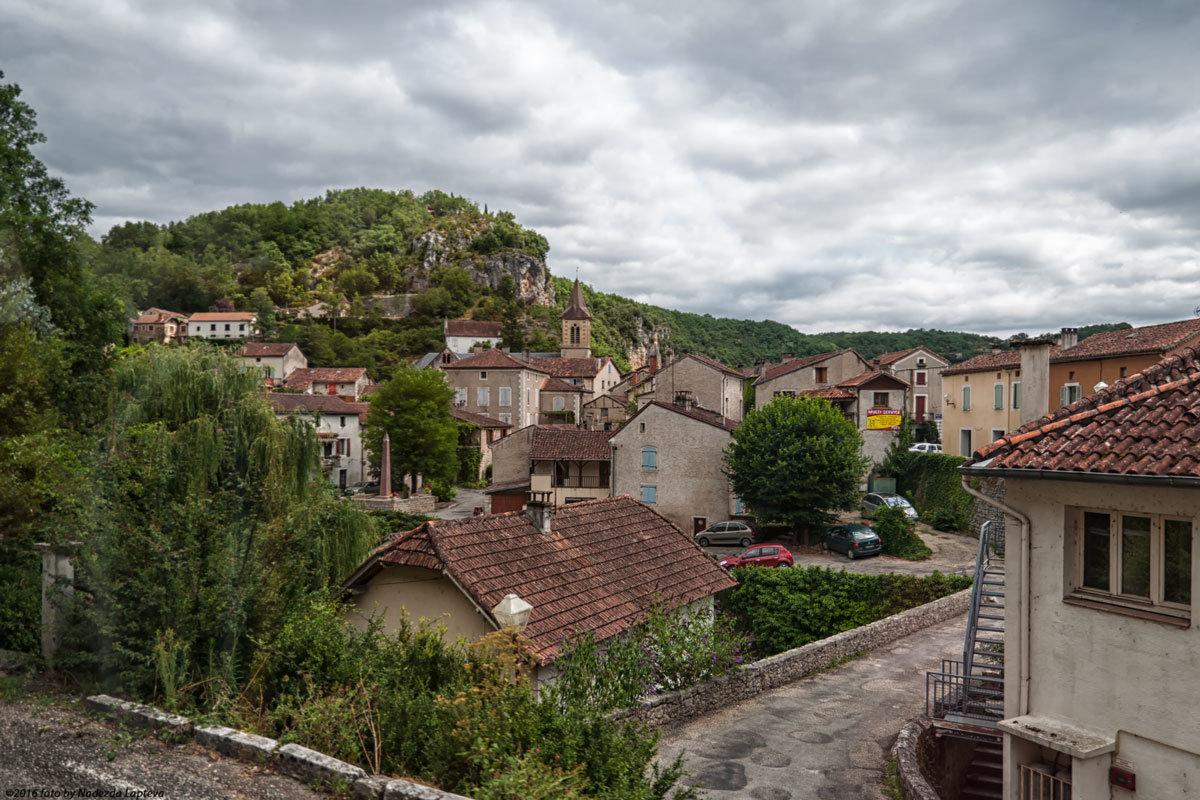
left=525, top=493, right=553, bottom=534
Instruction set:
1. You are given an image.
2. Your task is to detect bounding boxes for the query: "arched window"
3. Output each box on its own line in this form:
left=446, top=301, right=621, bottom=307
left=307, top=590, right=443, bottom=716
left=570, top=325, right=580, bottom=344
left=642, top=447, right=657, bottom=470
left=553, top=396, right=565, bottom=411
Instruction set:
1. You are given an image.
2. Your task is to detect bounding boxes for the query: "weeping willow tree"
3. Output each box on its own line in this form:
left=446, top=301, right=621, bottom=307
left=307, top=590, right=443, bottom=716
left=74, top=345, right=377, bottom=705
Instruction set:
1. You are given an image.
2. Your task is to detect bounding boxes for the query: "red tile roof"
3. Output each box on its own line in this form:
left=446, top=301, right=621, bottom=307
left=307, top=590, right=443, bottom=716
left=451, top=408, right=512, bottom=428
left=969, top=347, right=1200, bottom=477
left=875, top=347, right=948, bottom=366
left=349, top=497, right=736, bottom=662
left=188, top=312, right=257, bottom=321
left=1052, top=318, right=1200, bottom=363
left=520, top=356, right=602, bottom=378
left=529, top=428, right=612, bottom=460
left=238, top=342, right=300, bottom=357
left=801, top=387, right=856, bottom=401
left=942, top=350, right=1022, bottom=376
left=284, top=367, right=370, bottom=390
left=445, top=319, right=503, bottom=338
left=753, top=349, right=852, bottom=385
left=542, top=377, right=587, bottom=392
left=133, top=308, right=187, bottom=324
left=444, top=349, right=549, bottom=372
left=837, top=369, right=909, bottom=389
left=269, top=393, right=366, bottom=417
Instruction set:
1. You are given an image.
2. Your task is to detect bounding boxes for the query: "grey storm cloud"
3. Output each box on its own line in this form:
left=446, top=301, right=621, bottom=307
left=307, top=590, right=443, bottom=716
left=4, top=0, right=1200, bottom=336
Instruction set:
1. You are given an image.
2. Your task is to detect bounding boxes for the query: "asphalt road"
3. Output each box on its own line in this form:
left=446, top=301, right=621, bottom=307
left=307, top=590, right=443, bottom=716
left=0, top=697, right=326, bottom=800
left=657, top=613, right=967, bottom=800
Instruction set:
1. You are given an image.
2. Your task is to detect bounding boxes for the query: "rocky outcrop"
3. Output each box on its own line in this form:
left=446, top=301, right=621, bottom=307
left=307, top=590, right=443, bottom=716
left=411, top=230, right=555, bottom=306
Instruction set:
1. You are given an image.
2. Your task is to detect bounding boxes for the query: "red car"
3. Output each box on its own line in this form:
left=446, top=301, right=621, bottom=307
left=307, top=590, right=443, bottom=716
left=718, top=543, right=794, bottom=569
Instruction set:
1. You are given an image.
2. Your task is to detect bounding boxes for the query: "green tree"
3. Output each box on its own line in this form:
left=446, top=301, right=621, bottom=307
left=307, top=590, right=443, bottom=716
left=877, top=411, right=914, bottom=478
left=723, top=396, right=868, bottom=528
left=501, top=304, right=525, bottom=351
left=364, top=367, right=459, bottom=493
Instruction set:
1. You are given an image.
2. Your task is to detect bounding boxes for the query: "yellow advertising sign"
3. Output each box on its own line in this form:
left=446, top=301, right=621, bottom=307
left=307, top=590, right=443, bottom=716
left=867, top=409, right=902, bottom=430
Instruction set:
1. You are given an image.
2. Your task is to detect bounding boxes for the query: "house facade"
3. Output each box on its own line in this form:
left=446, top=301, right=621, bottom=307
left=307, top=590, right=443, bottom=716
left=269, top=394, right=369, bottom=490
left=129, top=308, right=188, bottom=345
left=1049, top=320, right=1200, bottom=410
left=835, top=370, right=910, bottom=466
left=874, top=347, right=949, bottom=424
left=582, top=393, right=629, bottom=432
left=187, top=311, right=258, bottom=340
left=527, top=427, right=612, bottom=506
left=941, top=351, right=1027, bottom=458
left=445, top=318, right=503, bottom=352
left=610, top=399, right=740, bottom=535
left=753, top=349, right=870, bottom=409
left=444, top=348, right=549, bottom=428
left=538, top=377, right=587, bottom=424
left=340, top=497, right=737, bottom=683
left=283, top=367, right=373, bottom=400
left=450, top=407, right=511, bottom=482
left=635, top=353, right=747, bottom=422
left=963, top=348, right=1200, bottom=800
left=236, top=342, right=307, bottom=384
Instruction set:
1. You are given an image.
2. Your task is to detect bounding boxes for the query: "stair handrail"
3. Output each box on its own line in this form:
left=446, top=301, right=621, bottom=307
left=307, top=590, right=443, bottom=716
left=962, top=520, right=995, bottom=678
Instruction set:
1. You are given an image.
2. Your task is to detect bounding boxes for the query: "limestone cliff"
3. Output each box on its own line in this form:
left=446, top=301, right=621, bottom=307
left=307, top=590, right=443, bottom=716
left=410, top=230, right=556, bottom=306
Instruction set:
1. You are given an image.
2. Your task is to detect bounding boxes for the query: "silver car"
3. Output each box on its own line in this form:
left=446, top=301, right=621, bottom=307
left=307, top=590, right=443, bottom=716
left=694, top=521, right=756, bottom=547
left=861, top=492, right=919, bottom=520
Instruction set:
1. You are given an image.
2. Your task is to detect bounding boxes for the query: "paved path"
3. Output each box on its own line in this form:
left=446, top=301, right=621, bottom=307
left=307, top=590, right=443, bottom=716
left=429, top=487, right=485, bottom=520
left=0, top=697, right=325, bottom=800
left=657, top=613, right=967, bottom=800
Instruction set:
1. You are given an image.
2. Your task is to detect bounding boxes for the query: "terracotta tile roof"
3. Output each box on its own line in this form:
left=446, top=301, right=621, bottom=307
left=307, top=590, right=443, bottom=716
left=942, top=350, right=1022, bottom=376
left=445, top=319, right=503, bottom=338
left=238, top=342, right=299, bottom=357
left=451, top=408, right=512, bottom=428
left=683, top=353, right=747, bottom=379
left=188, top=312, right=257, bottom=322
left=561, top=279, right=592, bottom=320
left=351, top=497, right=736, bottom=662
left=584, top=392, right=628, bottom=407
left=542, top=377, right=587, bottom=392
left=622, top=400, right=739, bottom=433
left=1052, top=318, right=1200, bottom=363
left=444, top=349, right=549, bottom=372
left=520, top=356, right=602, bottom=378
left=801, top=387, right=856, bottom=401
left=837, top=369, right=909, bottom=389
left=133, top=308, right=188, bottom=324
left=753, top=350, right=847, bottom=386
left=970, top=347, right=1200, bottom=477
left=875, top=346, right=948, bottom=366
left=284, top=367, right=370, bottom=390
left=482, top=479, right=530, bottom=494
left=529, top=428, right=612, bottom=460
left=269, top=393, right=365, bottom=416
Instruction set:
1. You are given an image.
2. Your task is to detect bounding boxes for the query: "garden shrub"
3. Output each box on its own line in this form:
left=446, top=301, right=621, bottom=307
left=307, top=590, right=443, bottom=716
left=898, top=453, right=974, bottom=532
left=719, top=566, right=971, bottom=657
left=874, top=505, right=932, bottom=560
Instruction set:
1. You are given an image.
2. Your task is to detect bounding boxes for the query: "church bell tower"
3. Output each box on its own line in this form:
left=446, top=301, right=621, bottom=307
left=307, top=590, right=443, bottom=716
left=560, top=279, right=592, bottom=359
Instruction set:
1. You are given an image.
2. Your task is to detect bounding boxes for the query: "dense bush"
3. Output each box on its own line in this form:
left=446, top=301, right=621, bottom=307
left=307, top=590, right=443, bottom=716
left=720, top=566, right=970, bottom=657
left=874, top=505, right=932, bottom=560
left=898, top=453, right=975, bottom=533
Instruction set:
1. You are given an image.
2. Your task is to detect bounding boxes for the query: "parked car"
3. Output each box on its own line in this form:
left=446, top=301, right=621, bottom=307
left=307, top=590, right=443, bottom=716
left=861, top=492, right=919, bottom=520
left=694, top=520, right=757, bottom=547
left=343, top=481, right=380, bottom=497
left=908, top=442, right=942, bottom=454
left=822, top=523, right=882, bottom=559
left=718, top=543, right=793, bottom=569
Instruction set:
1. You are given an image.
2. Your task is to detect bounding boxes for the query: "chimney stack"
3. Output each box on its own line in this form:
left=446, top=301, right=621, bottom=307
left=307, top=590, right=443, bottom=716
left=525, top=492, right=553, bottom=534
left=1012, top=338, right=1053, bottom=425
left=1060, top=327, right=1079, bottom=351
left=781, top=353, right=796, bottom=363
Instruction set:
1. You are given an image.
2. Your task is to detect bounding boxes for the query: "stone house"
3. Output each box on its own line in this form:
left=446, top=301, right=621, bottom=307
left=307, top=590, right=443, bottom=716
left=610, top=398, right=740, bottom=536
left=582, top=393, right=629, bottom=432
left=235, top=342, right=307, bottom=385
left=941, top=346, right=1059, bottom=457
left=269, top=393, right=369, bottom=490
left=283, top=367, right=373, bottom=401
left=962, top=347, right=1200, bottom=800
left=873, top=346, right=949, bottom=424
left=128, top=308, right=188, bottom=345
left=635, top=353, right=748, bottom=422
left=450, top=407, right=511, bottom=482
left=187, top=311, right=258, bottom=340
left=443, top=348, right=549, bottom=429
left=444, top=318, right=503, bottom=352
left=538, top=377, right=587, bottom=424
left=828, top=370, right=910, bottom=467
left=340, top=496, right=736, bottom=685
left=1049, top=319, right=1200, bottom=410
left=486, top=425, right=613, bottom=512
left=753, top=349, right=870, bottom=409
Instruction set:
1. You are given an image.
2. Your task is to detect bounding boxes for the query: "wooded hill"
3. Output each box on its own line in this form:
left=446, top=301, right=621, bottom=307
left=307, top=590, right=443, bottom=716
left=88, top=188, right=1128, bottom=375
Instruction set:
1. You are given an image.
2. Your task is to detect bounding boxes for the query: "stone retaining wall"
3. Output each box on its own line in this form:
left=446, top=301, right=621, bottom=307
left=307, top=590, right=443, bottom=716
left=891, top=716, right=941, bottom=800
left=617, top=588, right=971, bottom=728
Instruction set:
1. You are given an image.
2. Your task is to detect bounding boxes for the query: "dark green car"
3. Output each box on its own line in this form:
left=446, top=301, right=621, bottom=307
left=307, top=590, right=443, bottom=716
left=823, top=523, right=882, bottom=559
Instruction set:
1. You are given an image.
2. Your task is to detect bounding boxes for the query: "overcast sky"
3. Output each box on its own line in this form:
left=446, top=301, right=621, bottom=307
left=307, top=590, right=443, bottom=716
left=4, top=1, right=1200, bottom=336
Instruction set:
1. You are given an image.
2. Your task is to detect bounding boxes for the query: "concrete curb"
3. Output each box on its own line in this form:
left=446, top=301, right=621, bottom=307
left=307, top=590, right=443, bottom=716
left=615, top=588, right=972, bottom=728
left=85, top=695, right=475, bottom=799
left=891, top=716, right=941, bottom=800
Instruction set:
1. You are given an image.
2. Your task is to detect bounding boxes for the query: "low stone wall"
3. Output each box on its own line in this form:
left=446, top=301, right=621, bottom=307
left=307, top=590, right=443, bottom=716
left=86, top=695, right=473, bottom=800
left=892, top=716, right=941, bottom=800
left=618, top=589, right=971, bottom=728
left=353, top=492, right=437, bottom=513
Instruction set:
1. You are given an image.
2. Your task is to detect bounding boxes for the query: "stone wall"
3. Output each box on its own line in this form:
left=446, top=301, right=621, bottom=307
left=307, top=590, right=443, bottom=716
left=970, top=476, right=1007, bottom=552
left=618, top=588, right=971, bottom=728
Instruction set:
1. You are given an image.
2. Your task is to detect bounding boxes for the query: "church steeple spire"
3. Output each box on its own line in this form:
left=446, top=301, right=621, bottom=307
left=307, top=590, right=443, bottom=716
left=562, top=279, right=591, bottom=320
left=560, top=279, right=592, bottom=358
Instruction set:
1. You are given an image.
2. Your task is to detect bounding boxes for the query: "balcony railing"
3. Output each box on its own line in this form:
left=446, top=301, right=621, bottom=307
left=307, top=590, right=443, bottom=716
left=552, top=475, right=608, bottom=488
left=1019, top=763, right=1071, bottom=800
left=926, top=658, right=1004, bottom=725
